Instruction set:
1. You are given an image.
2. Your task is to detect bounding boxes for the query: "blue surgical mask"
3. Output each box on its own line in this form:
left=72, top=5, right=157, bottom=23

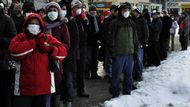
left=27, top=24, right=41, bottom=35
left=48, top=11, right=58, bottom=21
left=60, top=10, right=67, bottom=17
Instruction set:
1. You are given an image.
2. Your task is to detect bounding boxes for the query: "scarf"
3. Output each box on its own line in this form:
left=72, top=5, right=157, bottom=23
left=45, top=21, right=63, bottom=34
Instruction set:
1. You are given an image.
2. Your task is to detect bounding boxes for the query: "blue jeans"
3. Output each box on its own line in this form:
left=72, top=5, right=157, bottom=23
left=105, top=49, right=112, bottom=78
left=111, top=55, right=134, bottom=98
left=133, top=48, right=144, bottom=79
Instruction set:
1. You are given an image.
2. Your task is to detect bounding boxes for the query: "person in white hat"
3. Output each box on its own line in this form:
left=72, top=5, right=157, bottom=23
left=71, top=0, right=90, bottom=98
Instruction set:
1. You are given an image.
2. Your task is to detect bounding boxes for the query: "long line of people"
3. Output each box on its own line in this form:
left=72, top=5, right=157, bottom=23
left=0, top=0, right=190, bottom=107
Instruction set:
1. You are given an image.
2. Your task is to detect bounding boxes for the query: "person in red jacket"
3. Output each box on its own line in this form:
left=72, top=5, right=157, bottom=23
left=8, top=13, right=67, bottom=107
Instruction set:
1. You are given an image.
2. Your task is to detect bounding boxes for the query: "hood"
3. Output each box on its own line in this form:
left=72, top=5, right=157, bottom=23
left=23, top=13, right=45, bottom=33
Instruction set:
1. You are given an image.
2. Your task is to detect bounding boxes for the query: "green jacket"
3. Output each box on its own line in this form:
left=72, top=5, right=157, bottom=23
left=107, top=16, right=139, bottom=57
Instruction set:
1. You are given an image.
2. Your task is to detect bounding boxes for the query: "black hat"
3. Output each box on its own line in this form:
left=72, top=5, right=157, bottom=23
left=22, top=1, right=35, bottom=14
left=110, top=4, right=119, bottom=11
left=119, top=2, right=131, bottom=11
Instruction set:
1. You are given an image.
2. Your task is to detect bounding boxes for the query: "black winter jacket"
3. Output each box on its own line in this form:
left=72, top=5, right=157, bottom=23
left=160, top=16, right=172, bottom=40
left=0, top=14, right=17, bottom=71
left=149, top=18, right=162, bottom=42
left=132, top=15, right=149, bottom=45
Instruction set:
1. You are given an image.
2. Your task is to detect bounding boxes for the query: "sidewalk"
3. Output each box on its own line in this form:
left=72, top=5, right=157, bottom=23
left=68, top=36, right=182, bottom=107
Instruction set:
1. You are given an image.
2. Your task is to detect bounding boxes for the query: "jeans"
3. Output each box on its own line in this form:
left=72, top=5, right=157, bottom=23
left=111, top=55, right=134, bottom=98
left=133, top=48, right=144, bottom=80
left=105, top=49, right=112, bottom=78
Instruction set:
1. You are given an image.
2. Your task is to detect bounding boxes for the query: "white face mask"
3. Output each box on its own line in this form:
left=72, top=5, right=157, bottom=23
left=105, top=16, right=109, bottom=18
left=76, top=8, right=82, bottom=15
left=123, top=11, right=130, bottom=18
left=27, top=24, right=41, bottom=35
left=25, top=12, right=32, bottom=17
left=60, top=10, right=67, bottom=17
left=48, top=11, right=58, bottom=21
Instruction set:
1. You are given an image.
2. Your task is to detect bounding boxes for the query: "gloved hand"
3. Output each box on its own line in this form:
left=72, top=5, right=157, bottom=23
left=36, top=36, right=52, bottom=53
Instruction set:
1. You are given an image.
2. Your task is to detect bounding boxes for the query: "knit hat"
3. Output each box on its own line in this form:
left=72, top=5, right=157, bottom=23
left=71, top=0, right=82, bottom=8
left=89, top=5, right=96, bottom=11
left=46, top=1, right=62, bottom=13
left=22, top=1, right=35, bottom=14
left=152, top=9, right=160, bottom=15
left=103, top=10, right=111, bottom=16
left=13, top=3, right=22, bottom=12
left=132, top=6, right=141, bottom=14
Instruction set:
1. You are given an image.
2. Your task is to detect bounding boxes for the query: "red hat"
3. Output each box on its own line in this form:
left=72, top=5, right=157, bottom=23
left=103, top=10, right=111, bottom=16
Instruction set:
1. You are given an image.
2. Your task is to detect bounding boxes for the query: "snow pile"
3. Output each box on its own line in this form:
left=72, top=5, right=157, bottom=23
left=104, top=49, right=190, bottom=107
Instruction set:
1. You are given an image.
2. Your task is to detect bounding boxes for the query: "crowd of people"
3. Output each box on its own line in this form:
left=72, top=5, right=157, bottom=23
left=0, top=0, right=190, bottom=107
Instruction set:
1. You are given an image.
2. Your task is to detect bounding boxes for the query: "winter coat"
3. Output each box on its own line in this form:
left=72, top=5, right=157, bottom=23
left=132, top=15, right=149, bottom=45
left=86, top=14, right=102, bottom=46
left=74, top=15, right=88, bottom=60
left=179, top=16, right=190, bottom=36
left=170, top=20, right=178, bottom=35
left=11, top=14, right=25, bottom=33
left=160, top=16, right=172, bottom=39
left=103, top=15, right=117, bottom=47
left=0, top=14, right=17, bottom=71
left=67, top=18, right=79, bottom=58
left=107, top=16, right=139, bottom=57
left=8, top=13, right=67, bottom=96
left=45, top=19, right=70, bottom=50
left=149, top=18, right=163, bottom=42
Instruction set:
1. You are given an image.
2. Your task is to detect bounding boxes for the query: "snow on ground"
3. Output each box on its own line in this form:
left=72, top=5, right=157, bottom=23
left=104, top=48, right=190, bottom=107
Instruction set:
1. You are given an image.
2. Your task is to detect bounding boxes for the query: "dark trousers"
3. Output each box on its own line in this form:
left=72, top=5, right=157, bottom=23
left=77, top=47, right=87, bottom=94
left=61, top=57, right=76, bottom=102
left=170, top=34, right=175, bottom=51
left=86, top=45, right=99, bottom=77
left=111, top=55, right=134, bottom=98
left=180, top=33, right=189, bottom=50
left=147, top=41, right=160, bottom=66
left=0, top=71, right=14, bottom=107
left=14, top=94, right=50, bottom=107
left=159, top=38, right=170, bottom=60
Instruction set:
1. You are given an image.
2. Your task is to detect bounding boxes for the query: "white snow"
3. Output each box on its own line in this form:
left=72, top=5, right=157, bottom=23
left=104, top=48, right=190, bottom=107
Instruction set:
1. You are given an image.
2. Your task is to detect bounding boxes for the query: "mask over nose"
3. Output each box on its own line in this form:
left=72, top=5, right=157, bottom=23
left=48, top=11, right=58, bottom=21
left=60, top=10, right=67, bottom=17
left=27, top=24, right=41, bottom=35
left=76, top=8, right=82, bottom=15
left=90, top=11, right=97, bottom=16
left=122, top=11, right=130, bottom=18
